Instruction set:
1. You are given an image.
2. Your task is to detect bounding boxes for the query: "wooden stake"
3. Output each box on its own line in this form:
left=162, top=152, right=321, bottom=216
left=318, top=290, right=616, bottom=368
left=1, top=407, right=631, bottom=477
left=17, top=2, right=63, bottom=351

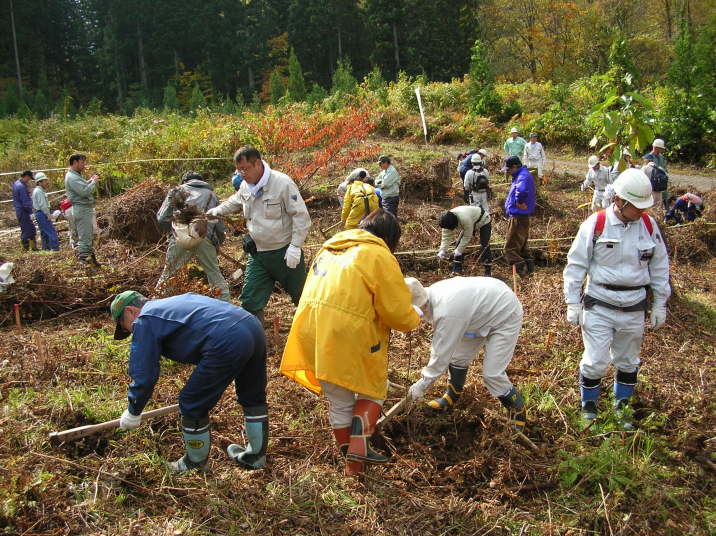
left=376, top=397, right=409, bottom=430
left=13, top=303, right=21, bottom=332
left=272, top=316, right=280, bottom=349
left=512, top=264, right=518, bottom=294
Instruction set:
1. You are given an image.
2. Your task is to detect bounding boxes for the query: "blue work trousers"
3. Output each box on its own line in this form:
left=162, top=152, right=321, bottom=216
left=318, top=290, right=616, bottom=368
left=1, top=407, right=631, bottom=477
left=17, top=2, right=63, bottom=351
left=16, top=209, right=36, bottom=243
left=36, top=211, right=59, bottom=251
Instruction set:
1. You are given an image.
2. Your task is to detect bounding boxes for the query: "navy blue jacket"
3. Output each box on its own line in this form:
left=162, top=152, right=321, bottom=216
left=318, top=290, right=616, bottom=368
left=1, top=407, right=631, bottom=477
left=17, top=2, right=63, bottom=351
left=12, top=179, right=33, bottom=215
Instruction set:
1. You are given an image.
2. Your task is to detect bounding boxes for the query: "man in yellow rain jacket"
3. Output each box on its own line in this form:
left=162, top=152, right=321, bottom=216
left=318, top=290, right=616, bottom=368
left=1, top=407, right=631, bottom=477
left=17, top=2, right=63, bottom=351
left=280, top=209, right=420, bottom=476
left=341, top=169, right=380, bottom=229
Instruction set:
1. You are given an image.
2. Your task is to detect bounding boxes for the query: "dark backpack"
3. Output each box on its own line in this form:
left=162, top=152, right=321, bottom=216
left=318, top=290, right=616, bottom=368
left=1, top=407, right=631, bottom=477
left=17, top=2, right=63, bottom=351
left=467, top=166, right=489, bottom=192
left=650, top=166, right=669, bottom=192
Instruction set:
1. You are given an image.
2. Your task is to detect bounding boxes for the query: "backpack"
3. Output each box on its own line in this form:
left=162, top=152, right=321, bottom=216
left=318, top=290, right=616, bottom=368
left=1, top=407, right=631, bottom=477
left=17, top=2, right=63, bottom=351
left=649, top=166, right=668, bottom=192
left=466, top=166, right=489, bottom=192
left=593, top=209, right=653, bottom=246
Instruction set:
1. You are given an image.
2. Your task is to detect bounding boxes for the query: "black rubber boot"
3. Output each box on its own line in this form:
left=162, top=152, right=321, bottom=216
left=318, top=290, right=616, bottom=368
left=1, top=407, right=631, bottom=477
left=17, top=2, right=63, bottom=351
left=90, top=253, right=102, bottom=267
left=498, top=387, right=527, bottom=433
left=427, top=365, right=468, bottom=410
left=21, top=240, right=29, bottom=251
left=451, top=253, right=464, bottom=275
left=526, top=259, right=535, bottom=274
left=483, top=264, right=492, bottom=277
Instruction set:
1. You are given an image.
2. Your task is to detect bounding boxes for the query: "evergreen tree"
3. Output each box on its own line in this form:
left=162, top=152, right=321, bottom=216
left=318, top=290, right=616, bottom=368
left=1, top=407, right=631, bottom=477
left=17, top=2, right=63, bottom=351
left=331, top=58, right=357, bottom=94
left=189, top=83, right=206, bottom=112
left=163, top=83, right=179, bottom=111
left=468, top=40, right=502, bottom=118
left=269, top=68, right=285, bottom=105
left=286, top=48, right=307, bottom=102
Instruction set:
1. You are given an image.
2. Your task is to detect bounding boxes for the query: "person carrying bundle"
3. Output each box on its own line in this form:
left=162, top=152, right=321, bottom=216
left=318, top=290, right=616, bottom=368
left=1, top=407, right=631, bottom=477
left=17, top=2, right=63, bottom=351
left=341, top=168, right=379, bottom=229
left=156, top=171, right=230, bottom=301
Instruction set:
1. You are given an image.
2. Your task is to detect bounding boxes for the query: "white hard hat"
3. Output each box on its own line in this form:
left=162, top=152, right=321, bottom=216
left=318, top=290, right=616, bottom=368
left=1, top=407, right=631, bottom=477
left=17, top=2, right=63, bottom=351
left=510, top=127, right=519, bottom=134
left=652, top=138, right=666, bottom=149
left=33, top=172, right=48, bottom=182
left=613, top=168, right=654, bottom=209
left=404, top=277, right=427, bottom=307
left=588, top=155, right=599, bottom=167
left=478, top=149, right=488, bottom=157
left=471, top=154, right=483, bottom=164
left=347, top=167, right=370, bottom=181
left=622, top=148, right=631, bottom=157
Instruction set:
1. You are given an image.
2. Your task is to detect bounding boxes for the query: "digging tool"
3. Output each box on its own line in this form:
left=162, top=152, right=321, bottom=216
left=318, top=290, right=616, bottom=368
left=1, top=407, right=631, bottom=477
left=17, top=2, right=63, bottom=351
left=375, top=396, right=409, bottom=431
left=48, top=404, right=179, bottom=445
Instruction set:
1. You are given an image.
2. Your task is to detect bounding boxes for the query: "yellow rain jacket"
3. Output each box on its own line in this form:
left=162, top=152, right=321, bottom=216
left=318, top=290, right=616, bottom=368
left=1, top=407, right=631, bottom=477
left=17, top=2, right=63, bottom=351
left=341, top=181, right=379, bottom=229
left=280, top=229, right=419, bottom=400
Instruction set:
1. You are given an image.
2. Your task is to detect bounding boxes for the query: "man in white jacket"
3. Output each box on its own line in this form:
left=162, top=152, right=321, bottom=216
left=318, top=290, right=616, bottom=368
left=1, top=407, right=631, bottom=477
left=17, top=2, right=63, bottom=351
left=564, top=168, right=670, bottom=427
left=405, top=276, right=527, bottom=433
left=523, top=132, right=546, bottom=182
left=207, top=146, right=312, bottom=323
left=582, top=155, right=612, bottom=211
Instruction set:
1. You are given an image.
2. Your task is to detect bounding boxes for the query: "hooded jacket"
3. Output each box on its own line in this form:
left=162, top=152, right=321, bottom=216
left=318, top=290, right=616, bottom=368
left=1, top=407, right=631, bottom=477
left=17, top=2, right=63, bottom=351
left=504, top=165, right=536, bottom=217
left=280, top=229, right=419, bottom=399
left=341, top=180, right=380, bottom=229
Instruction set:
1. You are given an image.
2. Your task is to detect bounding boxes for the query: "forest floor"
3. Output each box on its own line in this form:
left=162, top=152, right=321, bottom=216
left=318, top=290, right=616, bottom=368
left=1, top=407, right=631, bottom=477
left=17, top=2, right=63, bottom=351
left=0, top=160, right=714, bottom=535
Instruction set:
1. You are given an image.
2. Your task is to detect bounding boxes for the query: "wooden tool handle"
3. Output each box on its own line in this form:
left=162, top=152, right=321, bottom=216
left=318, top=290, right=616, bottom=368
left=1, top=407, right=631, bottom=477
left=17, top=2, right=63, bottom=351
left=48, top=404, right=179, bottom=444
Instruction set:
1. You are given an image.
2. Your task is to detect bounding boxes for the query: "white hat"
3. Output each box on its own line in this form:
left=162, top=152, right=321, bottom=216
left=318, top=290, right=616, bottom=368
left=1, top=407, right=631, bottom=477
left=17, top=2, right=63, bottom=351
left=588, top=155, right=599, bottom=167
left=622, top=148, right=631, bottom=157
left=478, top=149, right=488, bottom=157
left=347, top=167, right=370, bottom=181
left=471, top=153, right=483, bottom=164
left=33, top=172, right=48, bottom=182
left=404, top=277, right=427, bottom=307
left=652, top=138, right=666, bottom=149
left=510, top=127, right=519, bottom=134
left=613, top=168, right=654, bottom=209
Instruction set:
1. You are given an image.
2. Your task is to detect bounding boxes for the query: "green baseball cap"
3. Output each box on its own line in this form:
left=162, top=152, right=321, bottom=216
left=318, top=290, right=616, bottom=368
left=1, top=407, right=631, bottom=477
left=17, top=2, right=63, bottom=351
left=377, top=155, right=391, bottom=163
left=111, top=290, right=142, bottom=340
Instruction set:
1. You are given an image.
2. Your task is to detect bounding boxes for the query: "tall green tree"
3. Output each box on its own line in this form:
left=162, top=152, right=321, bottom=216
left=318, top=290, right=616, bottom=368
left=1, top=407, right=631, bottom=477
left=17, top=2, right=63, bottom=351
left=286, top=48, right=307, bottom=101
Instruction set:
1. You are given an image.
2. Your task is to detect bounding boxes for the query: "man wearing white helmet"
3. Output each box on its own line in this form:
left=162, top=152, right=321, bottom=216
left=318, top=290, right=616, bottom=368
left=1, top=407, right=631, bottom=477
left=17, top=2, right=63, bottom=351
left=647, top=138, right=669, bottom=209
left=503, top=128, right=527, bottom=157
left=582, top=155, right=612, bottom=211
left=563, top=168, right=670, bottom=428
left=463, top=154, right=490, bottom=211
left=404, top=276, right=527, bottom=433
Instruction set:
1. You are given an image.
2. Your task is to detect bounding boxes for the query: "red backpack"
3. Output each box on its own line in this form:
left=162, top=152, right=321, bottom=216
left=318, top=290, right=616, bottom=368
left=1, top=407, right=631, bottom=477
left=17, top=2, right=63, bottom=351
left=593, top=209, right=653, bottom=242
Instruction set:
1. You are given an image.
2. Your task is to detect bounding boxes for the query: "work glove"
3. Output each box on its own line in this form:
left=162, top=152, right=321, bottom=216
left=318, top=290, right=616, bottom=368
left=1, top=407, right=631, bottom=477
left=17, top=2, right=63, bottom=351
left=408, top=377, right=434, bottom=401
left=119, top=409, right=142, bottom=430
left=284, top=245, right=302, bottom=269
left=566, top=303, right=582, bottom=326
left=206, top=207, right=220, bottom=218
left=650, top=304, right=667, bottom=330
left=437, top=249, right=447, bottom=260
left=454, top=248, right=463, bottom=257
left=580, top=183, right=586, bottom=192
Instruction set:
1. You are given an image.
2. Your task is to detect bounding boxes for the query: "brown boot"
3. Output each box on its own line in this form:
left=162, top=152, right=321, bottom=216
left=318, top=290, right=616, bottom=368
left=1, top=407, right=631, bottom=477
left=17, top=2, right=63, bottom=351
left=332, top=426, right=363, bottom=474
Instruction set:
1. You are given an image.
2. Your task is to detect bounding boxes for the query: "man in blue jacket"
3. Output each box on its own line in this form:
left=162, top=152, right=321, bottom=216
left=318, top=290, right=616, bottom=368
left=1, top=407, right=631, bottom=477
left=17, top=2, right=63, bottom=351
left=12, top=170, right=37, bottom=251
left=111, top=291, right=267, bottom=474
left=502, top=156, right=536, bottom=276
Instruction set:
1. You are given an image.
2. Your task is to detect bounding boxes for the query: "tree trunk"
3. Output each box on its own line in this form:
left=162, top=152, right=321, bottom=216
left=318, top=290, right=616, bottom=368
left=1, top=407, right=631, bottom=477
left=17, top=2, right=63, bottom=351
left=9, top=0, right=23, bottom=97
left=337, top=27, right=342, bottom=58
left=663, top=0, right=673, bottom=39
left=392, top=21, right=401, bottom=72
left=137, top=23, right=149, bottom=93
left=174, top=49, right=180, bottom=78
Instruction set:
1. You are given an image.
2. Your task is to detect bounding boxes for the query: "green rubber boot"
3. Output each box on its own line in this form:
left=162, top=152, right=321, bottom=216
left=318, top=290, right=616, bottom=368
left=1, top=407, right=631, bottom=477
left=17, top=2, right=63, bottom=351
left=167, top=416, right=210, bottom=474
left=227, top=406, right=268, bottom=470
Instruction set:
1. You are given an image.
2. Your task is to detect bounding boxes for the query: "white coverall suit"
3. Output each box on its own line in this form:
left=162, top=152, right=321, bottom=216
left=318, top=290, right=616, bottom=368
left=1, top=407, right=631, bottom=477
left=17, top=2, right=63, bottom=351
left=420, top=277, right=523, bottom=398
left=563, top=206, right=670, bottom=381
left=523, top=141, right=546, bottom=179
left=582, top=166, right=612, bottom=211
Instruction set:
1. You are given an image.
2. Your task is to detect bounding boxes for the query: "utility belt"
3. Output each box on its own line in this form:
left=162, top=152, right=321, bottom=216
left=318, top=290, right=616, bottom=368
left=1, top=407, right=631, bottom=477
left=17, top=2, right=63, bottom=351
left=583, top=294, right=647, bottom=312
left=598, top=283, right=648, bottom=291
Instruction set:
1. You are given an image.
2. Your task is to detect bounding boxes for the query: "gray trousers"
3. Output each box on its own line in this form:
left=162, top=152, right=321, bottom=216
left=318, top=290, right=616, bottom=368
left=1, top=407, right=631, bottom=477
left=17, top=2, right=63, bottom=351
left=73, top=204, right=96, bottom=258
left=157, top=236, right=230, bottom=302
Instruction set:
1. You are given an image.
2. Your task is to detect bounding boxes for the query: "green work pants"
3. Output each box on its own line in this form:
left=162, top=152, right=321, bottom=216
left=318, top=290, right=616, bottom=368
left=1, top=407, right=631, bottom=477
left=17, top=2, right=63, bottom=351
left=157, top=237, right=231, bottom=302
left=73, top=204, right=95, bottom=258
left=240, top=245, right=306, bottom=314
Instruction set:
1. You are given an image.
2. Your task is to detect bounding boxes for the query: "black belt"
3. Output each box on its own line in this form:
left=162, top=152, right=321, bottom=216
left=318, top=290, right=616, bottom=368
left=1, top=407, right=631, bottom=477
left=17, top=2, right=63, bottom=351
left=598, top=283, right=648, bottom=291
left=584, top=295, right=647, bottom=312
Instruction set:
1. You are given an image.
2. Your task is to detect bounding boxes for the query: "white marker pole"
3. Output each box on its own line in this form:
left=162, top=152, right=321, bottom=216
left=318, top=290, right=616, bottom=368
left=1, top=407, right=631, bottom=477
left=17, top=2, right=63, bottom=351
left=415, top=86, right=428, bottom=145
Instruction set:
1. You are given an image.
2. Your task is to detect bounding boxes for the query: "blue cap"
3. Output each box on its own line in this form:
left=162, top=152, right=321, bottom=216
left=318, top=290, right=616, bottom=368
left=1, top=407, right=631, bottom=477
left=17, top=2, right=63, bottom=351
left=232, top=173, right=244, bottom=190
left=643, top=153, right=655, bottom=161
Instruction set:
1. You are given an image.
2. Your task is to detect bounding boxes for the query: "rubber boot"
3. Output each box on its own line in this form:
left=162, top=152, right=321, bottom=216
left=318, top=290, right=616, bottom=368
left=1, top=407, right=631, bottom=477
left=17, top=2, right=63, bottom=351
left=498, top=386, right=527, bottom=433
left=21, top=240, right=29, bottom=251
left=28, top=239, right=38, bottom=251
left=332, top=426, right=363, bottom=474
left=451, top=253, right=464, bottom=275
left=483, top=264, right=492, bottom=277
left=427, top=364, right=468, bottom=410
left=345, top=400, right=389, bottom=474
left=580, top=374, right=601, bottom=424
left=513, top=262, right=528, bottom=278
left=90, top=252, right=102, bottom=268
left=167, top=415, right=210, bottom=474
left=227, top=406, right=268, bottom=470
left=526, top=259, right=535, bottom=275
left=614, top=369, right=638, bottom=430
left=252, top=309, right=265, bottom=327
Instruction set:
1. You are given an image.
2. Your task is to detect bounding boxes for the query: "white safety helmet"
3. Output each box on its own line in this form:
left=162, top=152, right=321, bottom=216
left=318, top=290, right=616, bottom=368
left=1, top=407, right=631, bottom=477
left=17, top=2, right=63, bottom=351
left=33, top=172, right=48, bottom=182
left=613, top=168, right=654, bottom=209
left=622, top=148, right=631, bottom=157
left=652, top=138, right=666, bottom=149
left=510, top=127, right=519, bottom=134
left=587, top=155, right=599, bottom=167
left=404, top=277, right=428, bottom=307
left=347, top=167, right=370, bottom=181
left=470, top=153, right=483, bottom=164
left=478, top=149, right=488, bottom=157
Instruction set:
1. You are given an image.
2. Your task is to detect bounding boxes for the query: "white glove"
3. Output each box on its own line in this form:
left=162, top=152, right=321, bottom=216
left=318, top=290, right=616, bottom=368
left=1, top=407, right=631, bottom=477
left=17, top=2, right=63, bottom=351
left=437, top=249, right=447, bottom=259
left=566, top=303, right=582, bottom=325
left=119, top=409, right=142, bottom=430
left=206, top=207, right=219, bottom=218
left=454, top=248, right=463, bottom=257
left=285, top=245, right=302, bottom=269
left=408, top=377, right=434, bottom=401
left=650, top=304, right=667, bottom=330
left=580, top=183, right=586, bottom=192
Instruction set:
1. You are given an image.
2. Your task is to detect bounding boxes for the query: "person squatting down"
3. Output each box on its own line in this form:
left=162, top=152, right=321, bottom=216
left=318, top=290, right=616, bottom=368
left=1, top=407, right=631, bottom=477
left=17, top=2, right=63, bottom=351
left=666, top=192, right=703, bottom=224
left=582, top=155, right=612, bottom=211
left=156, top=171, right=230, bottom=301
left=437, top=205, right=492, bottom=276
left=463, top=154, right=490, bottom=212
left=111, top=291, right=268, bottom=474
left=405, top=276, right=527, bottom=433
left=563, top=168, right=670, bottom=428
left=341, top=168, right=379, bottom=229
left=31, top=172, right=60, bottom=251
left=279, top=209, right=420, bottom=476
left=207, top=146, right=312, bottom=324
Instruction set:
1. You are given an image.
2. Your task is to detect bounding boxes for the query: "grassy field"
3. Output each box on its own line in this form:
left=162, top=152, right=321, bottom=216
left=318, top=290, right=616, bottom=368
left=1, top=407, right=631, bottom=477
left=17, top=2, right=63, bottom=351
left=0, top=149, right=714, bottom=535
